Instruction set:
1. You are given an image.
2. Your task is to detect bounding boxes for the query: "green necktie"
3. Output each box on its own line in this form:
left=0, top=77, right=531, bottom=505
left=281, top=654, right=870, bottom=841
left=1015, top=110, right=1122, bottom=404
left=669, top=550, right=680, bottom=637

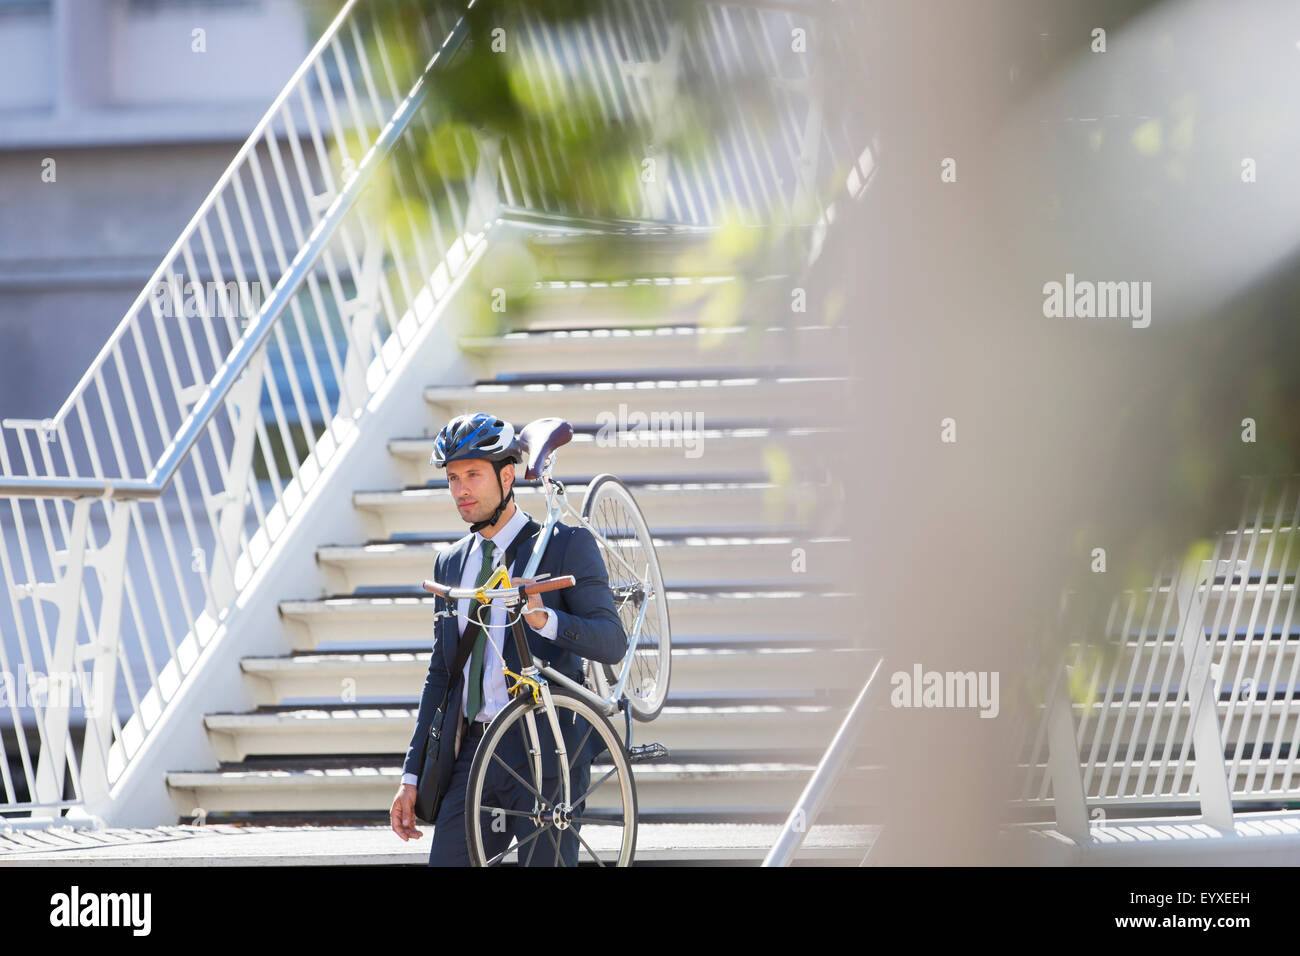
left=464, top=539, right=496, bottom=724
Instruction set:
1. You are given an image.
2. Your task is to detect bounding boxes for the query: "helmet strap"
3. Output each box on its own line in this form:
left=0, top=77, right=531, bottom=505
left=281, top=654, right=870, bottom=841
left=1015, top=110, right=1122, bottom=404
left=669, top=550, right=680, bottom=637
left=469, top=460, right=514, bottom=534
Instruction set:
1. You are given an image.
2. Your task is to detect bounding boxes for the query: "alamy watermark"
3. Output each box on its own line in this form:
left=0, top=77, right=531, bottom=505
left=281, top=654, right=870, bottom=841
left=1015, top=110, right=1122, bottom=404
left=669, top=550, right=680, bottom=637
left=50, top=886, right=151, bottom=936
left=0, top=665, right=109, bottom=715
left=1043, top=273, right=1151, bottom=328
left=890, top=663, right=1000, bottom=718
left=595, top=404, right=705, bottom=459
left=149, top=275, right=264, bottom=322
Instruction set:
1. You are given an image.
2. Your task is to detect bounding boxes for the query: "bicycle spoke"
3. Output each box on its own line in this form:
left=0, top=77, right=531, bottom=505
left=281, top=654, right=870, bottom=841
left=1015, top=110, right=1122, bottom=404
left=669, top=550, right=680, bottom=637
left=572, top=823, right=607, bottom=867
left=491, top=750, right=547, bottom=804
left=477, top=805, right=534, bottom=821
left=523, top=823, right=543, bottom=866
left=547, top=824, right=562, bottom=866
left=487, top=820, right=551, bottom=867
left=572, top=764, right=620, bottom=808
left=570, top=815, right=624, bottom=827
left=570, top=723, right=594, bottom=773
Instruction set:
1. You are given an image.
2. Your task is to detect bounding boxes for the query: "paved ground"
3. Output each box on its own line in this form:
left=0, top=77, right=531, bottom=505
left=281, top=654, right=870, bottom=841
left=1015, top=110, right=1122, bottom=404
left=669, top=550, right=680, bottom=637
left=10, top=815, right=1300, bottom=864
left=0, top=822, right=877, bottom=866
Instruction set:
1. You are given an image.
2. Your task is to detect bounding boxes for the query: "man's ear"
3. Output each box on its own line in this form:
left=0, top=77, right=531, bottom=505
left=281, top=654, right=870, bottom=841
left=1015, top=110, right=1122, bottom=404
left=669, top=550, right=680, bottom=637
left=500, top=461, right=515, bottom=494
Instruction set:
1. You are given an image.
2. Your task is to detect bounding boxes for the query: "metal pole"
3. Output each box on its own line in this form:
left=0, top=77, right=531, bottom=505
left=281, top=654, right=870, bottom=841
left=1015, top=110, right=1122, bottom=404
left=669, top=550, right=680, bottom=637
left=763, top=655, right=883, bottom=867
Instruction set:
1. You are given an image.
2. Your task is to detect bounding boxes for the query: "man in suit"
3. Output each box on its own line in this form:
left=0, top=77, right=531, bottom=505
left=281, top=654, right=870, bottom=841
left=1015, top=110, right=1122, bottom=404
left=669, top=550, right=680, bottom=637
left=389, top=412, right=627, bottom=865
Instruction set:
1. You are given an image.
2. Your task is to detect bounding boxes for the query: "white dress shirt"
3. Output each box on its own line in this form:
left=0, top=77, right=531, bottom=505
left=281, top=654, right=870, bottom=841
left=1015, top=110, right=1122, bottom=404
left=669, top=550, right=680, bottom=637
left=402, top=504, right=557, bottom=788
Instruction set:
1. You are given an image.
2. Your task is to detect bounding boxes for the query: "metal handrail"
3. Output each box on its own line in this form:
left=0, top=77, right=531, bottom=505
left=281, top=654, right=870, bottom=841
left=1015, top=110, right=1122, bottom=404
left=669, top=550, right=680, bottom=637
left=763, top=655, right=883, bottom=866
left=0, top=9, right=473, bottom=501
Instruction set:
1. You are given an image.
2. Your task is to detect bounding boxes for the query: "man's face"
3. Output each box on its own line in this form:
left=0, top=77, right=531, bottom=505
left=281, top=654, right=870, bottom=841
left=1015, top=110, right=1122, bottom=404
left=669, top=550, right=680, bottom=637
left=446, top=457, right=513, bottom=525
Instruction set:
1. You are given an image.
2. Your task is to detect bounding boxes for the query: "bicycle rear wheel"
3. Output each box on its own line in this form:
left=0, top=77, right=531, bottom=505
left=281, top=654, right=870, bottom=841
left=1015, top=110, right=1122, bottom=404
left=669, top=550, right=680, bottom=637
left=581, top=473, right=672, bottom=722
left=465, top=689, right=637, bottom=866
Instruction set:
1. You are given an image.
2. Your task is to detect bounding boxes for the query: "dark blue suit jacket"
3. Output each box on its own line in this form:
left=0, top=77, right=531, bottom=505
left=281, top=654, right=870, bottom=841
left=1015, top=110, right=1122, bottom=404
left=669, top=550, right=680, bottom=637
left=403, top=515, right=627, bottom=799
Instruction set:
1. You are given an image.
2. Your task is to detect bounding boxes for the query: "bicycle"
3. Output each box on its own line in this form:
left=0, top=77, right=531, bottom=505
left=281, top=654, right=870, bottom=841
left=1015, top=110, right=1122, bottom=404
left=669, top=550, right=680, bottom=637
left=421, top=417, right=672, bottom=866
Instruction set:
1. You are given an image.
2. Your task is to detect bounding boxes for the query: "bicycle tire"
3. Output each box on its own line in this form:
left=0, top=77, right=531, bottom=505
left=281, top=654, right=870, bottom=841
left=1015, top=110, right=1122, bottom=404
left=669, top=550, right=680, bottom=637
left=464, top=689, right=638, bottom=867
left=580, top=473, right=672, bottom=722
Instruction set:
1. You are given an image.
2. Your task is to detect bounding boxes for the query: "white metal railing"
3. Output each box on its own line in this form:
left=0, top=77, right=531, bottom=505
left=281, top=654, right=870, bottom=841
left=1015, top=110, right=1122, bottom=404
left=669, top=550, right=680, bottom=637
left=495, top=0, right=862, bottom=228
left=0, top=0, right=478, bottom=818
left=0, top=0, right=869, bottom=820
left=1018, top=476, right=1300, bottom=838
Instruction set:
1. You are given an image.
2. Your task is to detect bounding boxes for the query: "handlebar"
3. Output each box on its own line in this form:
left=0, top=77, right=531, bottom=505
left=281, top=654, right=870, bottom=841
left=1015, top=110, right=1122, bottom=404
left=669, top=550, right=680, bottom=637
left=420, top=574, right=576, bottom=603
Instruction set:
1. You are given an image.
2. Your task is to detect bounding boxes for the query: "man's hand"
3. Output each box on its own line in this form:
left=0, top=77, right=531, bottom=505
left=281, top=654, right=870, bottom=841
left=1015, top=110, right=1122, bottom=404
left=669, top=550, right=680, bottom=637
left=391, top=783, right=424, bottom=841
left=523, top=591, right=549, bottom=630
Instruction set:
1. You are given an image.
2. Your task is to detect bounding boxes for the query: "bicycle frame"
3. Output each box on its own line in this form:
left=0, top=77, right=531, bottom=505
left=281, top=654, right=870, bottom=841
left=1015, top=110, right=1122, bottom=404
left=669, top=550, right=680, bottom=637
left=462, top=451, right=654, bottom=829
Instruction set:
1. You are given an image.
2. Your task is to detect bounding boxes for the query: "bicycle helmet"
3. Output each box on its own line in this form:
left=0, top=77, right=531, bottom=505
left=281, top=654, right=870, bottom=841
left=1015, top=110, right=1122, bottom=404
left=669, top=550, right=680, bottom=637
left=431, top=412, right=521, bottom=533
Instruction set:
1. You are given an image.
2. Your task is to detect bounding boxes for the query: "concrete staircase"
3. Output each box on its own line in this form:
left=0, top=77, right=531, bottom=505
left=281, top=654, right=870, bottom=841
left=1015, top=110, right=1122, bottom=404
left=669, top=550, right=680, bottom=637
left=162, top=229, right=875, bottom=855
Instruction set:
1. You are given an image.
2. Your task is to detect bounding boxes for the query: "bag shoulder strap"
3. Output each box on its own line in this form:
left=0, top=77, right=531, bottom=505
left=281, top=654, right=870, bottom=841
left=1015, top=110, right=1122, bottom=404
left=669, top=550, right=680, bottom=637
left=439, top=516, right=541, bottom=704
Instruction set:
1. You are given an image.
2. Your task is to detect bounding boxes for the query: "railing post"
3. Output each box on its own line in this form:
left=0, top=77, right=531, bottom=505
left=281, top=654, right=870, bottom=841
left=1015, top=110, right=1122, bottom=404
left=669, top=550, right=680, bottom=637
left=1174, top=555, right=1235, bottom=832
left=75, top=498, right=133, bottom=808
left=618, top=20, right=684, bottom=221
left=781, top=69, right=822, bottom=227
left=1045, top=654, right=1089, bottom=842
left=338, top=219, right=384, bottom=418
left=11, top=497, right=133, bottom=818
left=466, top=126, right=504, bottom=234
left=203, top=346, right=268, bottom=614
left=19, top=498, right=92, bottom=816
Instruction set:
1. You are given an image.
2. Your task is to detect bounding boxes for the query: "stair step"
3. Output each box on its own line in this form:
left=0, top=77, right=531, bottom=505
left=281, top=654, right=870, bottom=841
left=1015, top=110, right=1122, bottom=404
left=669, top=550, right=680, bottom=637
left=352, top=477, right=834, bottom=536
left=503, top=276, right=747, bottom=328
left=521, top=226, right=741, bottom=284
left=277, top=590, right=854, bottom=648
left=315, top=534, right=852, bottom=591
left=242, top=643, right=870, bottom=703
left=457, top=324, right=847, bottom=376
left=338, top=578, right=839, bottom=596
left=174, top=804, right=877, bottom=828
left=485, top=365, right=839, bottom=384
left=200, top=698, right=854, bottom=760
left=390, top=425, right=841, bottom=483
left=423, top=375, right=849, bottom=424
left=165, top=756, right=879, bottom=813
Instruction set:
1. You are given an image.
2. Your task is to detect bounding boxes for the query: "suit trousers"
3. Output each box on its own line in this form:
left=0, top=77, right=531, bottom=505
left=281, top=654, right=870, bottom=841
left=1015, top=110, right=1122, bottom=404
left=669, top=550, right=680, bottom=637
left=427, top=715, right=592, bottom=866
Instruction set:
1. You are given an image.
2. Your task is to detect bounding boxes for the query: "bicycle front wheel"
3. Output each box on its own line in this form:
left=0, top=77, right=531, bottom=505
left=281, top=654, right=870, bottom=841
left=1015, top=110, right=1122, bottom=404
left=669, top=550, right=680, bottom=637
left=581, top=473, right=672, bottom=722
left=465, top=689, right=637, bottom=866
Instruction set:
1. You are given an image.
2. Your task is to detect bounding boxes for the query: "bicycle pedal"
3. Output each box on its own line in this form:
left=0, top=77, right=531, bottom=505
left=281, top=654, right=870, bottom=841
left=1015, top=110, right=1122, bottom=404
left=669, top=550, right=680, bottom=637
left=627, top=742, right=669, bottom=764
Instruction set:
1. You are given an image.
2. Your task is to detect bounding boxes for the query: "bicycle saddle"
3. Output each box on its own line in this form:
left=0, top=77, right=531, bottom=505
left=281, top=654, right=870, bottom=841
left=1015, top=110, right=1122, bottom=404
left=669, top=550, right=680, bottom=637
left=518, top=417, right=573, bottom=479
